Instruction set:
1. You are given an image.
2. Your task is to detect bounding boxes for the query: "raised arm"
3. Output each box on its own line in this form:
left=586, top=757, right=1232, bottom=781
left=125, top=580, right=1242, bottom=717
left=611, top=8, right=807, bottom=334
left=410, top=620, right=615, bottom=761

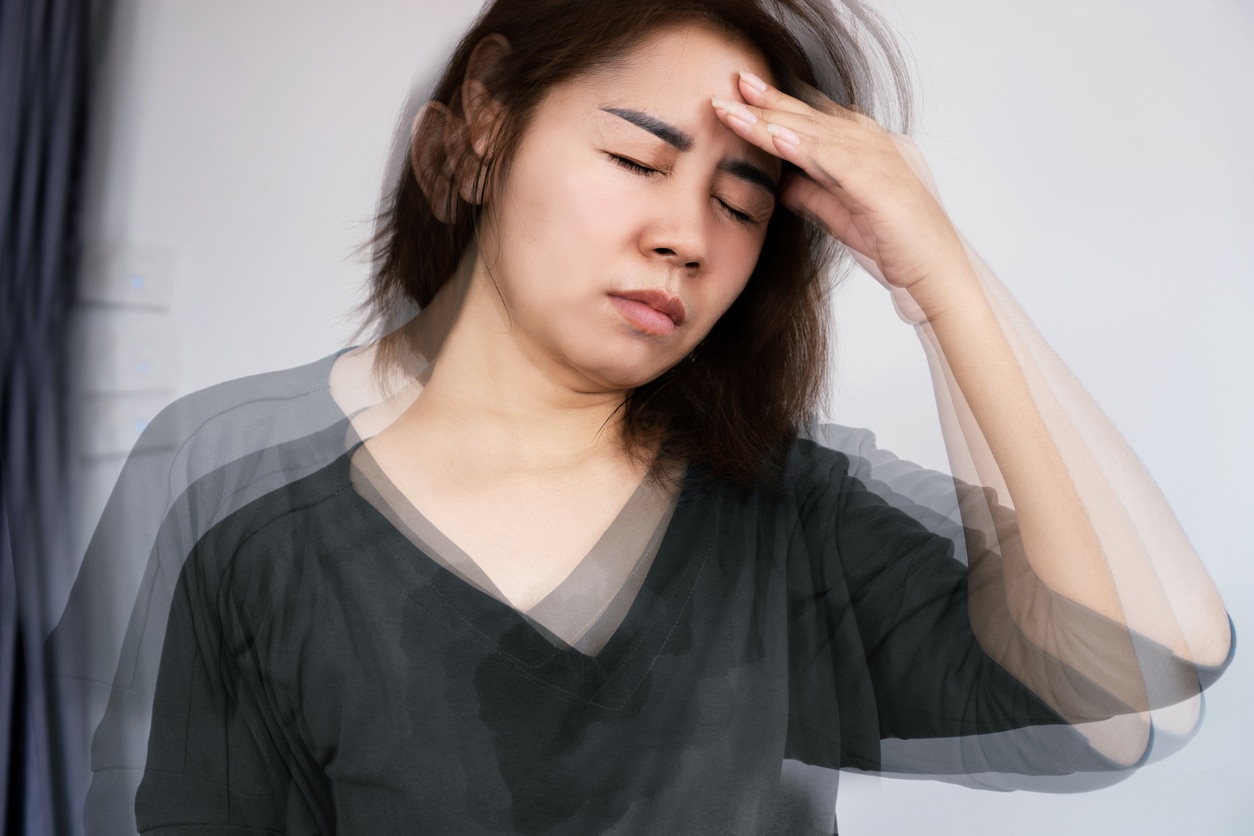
left=711, top=71, right=1231, bottom=752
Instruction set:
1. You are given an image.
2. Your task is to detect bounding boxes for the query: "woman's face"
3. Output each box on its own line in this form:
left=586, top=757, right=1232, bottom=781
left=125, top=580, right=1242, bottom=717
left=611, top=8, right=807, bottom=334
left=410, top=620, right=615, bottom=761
left=474, top=24, right=780, bottom=392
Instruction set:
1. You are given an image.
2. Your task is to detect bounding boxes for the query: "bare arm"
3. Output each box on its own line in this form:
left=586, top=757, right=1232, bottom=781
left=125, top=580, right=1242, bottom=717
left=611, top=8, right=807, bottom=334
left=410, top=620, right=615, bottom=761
left=712, top=72, right=1231, bottom=750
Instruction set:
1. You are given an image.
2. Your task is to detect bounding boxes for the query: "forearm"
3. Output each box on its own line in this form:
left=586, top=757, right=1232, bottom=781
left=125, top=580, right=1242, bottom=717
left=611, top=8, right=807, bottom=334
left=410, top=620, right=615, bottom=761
left=716, top=60, right=1231, bottom=715
left=911, top=244, right=1230, bottom=673
left=920, top=283, right=1123, bottom=619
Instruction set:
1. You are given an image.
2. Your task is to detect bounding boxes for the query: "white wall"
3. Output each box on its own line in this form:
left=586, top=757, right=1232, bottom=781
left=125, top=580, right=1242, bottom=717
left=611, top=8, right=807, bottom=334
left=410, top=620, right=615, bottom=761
left=833, top=1, right=1253, bottom=832
left=70, top=0, right=472, bottom=558
left=76, top=0, right=1253, bottom=832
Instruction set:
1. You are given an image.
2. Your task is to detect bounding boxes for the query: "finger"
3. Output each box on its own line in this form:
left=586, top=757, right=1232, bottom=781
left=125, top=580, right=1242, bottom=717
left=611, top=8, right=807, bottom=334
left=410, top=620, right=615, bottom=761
left=736, top=71, right=817, bottom=118
left=710, top=97, right=840, bottom=184
left=739, top=70, right=875, bottom=127
left=710, top=103, right=811, bottom=191
left=711, top=92, right=818, bottom=136
left=711, top=90, right=881, bottom=178
left=779, top=173, right=854, bottom=239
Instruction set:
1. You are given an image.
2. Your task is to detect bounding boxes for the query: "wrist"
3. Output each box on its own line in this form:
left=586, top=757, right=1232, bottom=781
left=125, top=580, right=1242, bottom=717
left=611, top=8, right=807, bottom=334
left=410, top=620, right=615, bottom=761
left=903, top=256, right=986, bottom=325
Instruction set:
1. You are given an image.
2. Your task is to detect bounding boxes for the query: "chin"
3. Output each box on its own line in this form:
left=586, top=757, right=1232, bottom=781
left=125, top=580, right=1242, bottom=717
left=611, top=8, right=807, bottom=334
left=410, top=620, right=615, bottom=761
left=580, top=353, right=683, bottom=393
left=554, top=325, right=694, bottom=392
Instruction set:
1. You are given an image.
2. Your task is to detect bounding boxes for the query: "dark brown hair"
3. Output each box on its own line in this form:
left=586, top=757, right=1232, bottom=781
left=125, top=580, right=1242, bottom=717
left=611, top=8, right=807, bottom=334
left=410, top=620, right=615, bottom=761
left=367, top=0, right=912, bottom=484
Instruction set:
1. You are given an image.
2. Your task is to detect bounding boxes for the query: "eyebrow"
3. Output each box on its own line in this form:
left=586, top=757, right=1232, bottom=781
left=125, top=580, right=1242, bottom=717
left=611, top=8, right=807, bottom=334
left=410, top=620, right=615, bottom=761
left=602, top=106, right=779, bottom=194
left=718, top=158, right=778, bottom=194
left=603, top=107, right=692, bottom=151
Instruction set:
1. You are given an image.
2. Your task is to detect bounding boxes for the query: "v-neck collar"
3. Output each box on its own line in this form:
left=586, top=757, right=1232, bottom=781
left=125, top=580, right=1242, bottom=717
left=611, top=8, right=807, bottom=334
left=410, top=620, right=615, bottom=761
left=339, top=451, right=718, bottom=703
left=347, top=444, right=687, bottom=653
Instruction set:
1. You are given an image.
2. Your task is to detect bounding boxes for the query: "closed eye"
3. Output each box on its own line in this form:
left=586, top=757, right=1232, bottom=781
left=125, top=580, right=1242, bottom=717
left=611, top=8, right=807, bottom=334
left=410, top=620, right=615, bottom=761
left=608, top=153, right=661, bottom=177
left=718, top=200, right=756, bottom=226
left=609, top=152, right=764, bottom=227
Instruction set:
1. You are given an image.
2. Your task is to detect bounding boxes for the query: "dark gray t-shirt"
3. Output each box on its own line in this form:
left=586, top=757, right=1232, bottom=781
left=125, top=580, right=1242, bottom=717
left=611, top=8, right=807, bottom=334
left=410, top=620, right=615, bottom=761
left=134, top=439, right=1094, bottom=835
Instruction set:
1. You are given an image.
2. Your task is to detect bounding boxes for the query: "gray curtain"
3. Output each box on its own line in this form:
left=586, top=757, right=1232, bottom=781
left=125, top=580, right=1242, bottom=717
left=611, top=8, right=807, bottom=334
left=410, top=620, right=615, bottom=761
left=2, top=0, right=111, bottom=833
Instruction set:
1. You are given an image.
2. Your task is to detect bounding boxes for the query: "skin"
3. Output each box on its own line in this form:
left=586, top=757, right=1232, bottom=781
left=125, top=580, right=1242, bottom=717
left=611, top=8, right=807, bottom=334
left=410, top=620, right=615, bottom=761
left=364, top=20, right=1230, bottom=688
left=366, top=26, right=780, bottom=609
left=710, top=66, right=1232, bottom=690
left=468, top=43, right=781, bottom=395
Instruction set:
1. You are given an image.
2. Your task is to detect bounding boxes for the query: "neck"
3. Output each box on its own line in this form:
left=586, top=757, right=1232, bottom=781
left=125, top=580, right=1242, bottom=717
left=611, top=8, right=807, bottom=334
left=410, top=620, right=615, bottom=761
left=391, top=254, right=635, bottom=472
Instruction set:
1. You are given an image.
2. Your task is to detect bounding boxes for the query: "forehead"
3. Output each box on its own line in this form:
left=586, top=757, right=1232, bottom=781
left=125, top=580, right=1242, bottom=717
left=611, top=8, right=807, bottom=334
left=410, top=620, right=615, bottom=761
left=530, top=24, right=778, bottom=168
left=601, top=23, right=769, bottom=90
left=565, top=24, right=770, bottom=105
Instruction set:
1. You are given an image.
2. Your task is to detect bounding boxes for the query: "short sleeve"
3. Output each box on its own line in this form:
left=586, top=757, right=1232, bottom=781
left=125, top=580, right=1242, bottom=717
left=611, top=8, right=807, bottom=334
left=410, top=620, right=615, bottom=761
left=135, top=521, right=329, bottom=835
left=783, top=436, right=1095, bottom=777
left=783, top=431, right=1231, bottom=787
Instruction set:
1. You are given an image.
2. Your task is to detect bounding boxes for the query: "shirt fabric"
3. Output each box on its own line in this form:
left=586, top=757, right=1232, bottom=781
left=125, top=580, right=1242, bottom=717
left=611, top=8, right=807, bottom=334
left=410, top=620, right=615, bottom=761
left=135, top=438, right=1081, bottom=836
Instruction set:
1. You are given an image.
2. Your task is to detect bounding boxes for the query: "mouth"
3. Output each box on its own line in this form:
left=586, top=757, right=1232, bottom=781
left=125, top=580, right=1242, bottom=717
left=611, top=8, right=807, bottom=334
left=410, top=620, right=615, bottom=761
left=608, top=289, right=688, bottom=337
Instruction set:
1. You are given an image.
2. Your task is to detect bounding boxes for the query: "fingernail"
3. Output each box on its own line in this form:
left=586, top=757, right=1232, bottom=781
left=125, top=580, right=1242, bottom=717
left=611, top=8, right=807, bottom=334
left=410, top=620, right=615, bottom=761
left=740, top=71, right=769, bottom=92
left=711, top=97, right=758, bottom=124
left=766, top=123, right=800, bottom=145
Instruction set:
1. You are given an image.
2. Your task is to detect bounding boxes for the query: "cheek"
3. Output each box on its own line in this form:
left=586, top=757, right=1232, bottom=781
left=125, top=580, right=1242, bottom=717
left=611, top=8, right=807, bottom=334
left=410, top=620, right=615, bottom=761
left=561, top=167, right=658, bottom=252
left=706, top=234, right=765, bottom=312
left=507, top=152, right=644, bottom=261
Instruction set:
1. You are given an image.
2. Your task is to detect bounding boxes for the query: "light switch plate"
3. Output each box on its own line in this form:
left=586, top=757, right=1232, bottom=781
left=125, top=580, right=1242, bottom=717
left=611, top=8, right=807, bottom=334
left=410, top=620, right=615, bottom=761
left=75, top=312, right=180, bottom=393
left=78, top=245, right=176, bottom=311
left=77, top=392, right=174, bottom=458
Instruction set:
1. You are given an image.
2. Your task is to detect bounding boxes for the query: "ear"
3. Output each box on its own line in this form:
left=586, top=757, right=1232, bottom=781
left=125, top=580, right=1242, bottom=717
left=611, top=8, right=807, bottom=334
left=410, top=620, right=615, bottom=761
left=408, top=35, right=512, bottom=222
left=409, top=101, right=463, bottom=224
left=458, top=34, right=511, bottom=201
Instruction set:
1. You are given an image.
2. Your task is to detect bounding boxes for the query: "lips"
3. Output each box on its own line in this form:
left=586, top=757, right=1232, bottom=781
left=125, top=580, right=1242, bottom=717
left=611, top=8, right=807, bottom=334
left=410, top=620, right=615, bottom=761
left=608, top=289, right=687, bottom=337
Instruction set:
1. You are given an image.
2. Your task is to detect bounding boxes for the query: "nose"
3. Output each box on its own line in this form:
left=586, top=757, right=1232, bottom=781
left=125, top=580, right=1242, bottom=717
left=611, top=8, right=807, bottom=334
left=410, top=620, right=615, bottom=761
left=641, top=188, right=708, bottom=271
left=651, top=245, right=701, bottom=270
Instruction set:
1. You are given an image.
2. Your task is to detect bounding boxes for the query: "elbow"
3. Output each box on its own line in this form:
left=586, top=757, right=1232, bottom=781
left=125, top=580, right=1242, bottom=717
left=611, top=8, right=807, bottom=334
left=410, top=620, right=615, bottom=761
left=1181, top=611, right=1235, bottom=671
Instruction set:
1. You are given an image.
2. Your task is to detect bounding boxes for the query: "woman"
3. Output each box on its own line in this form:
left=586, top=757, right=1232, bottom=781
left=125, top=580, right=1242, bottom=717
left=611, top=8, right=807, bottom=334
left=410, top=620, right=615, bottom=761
left=63, top=0, right=1230, bottom=833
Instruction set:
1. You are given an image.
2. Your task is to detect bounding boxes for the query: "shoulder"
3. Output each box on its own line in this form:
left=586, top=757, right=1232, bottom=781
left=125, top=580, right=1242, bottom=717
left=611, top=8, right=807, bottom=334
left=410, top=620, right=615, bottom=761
left=72, top=351, right=352, bottom=608
left=182, top=451, right=360, bottom=598
left=771, top=426, right=974, bottom=564
left=132, top=352, right=343, bottom=460
left=111, top=351, right=357, bottom=557
left=779, top=425, right=877, bottom=501
left=789, top=425, right=966, bottom=528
